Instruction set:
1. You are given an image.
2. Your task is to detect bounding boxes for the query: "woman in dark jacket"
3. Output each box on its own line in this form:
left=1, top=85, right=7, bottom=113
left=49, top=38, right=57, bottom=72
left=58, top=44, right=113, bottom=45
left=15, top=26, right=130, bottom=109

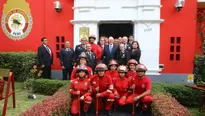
left=130, top=41, right=141, bottom=64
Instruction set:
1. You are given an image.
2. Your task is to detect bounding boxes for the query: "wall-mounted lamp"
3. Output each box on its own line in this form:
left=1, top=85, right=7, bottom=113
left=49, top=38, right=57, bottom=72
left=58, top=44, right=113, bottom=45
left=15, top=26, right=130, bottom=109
left=175, top=0, right=185, bottom=12
left=53, top=1, right=62, bottom=13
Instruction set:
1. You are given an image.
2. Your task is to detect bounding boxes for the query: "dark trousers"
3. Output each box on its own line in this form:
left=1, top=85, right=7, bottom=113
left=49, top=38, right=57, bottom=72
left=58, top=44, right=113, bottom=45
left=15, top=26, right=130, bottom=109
left=62, top=68, right=72, bottom=80
left=42, top=66, right=51, bottom=79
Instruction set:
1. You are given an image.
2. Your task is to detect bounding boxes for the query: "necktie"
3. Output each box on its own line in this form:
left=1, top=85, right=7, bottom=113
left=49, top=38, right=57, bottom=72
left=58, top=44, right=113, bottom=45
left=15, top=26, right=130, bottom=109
left=46, top=46, right=52, bottom=57
left=89, top=52, right=92, bottom=60
left=109, top=45, right=112, bottom=53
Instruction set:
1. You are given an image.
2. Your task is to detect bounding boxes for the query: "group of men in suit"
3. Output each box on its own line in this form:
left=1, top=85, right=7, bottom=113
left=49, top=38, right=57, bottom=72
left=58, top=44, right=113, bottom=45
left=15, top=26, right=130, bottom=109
left=37, top=34, right=140, bottom=80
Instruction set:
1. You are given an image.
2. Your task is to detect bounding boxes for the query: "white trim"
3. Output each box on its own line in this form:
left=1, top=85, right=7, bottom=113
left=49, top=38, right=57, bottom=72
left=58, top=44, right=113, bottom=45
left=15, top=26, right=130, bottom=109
left=132, top=19, right=164, bottom=23
left=198, top=0, right=205, bottom=2
left=146, top=69, right=162, bottom=75
left=70, top=20, right=100, bottom=24
left=121, top=5, right=162, bottom=9
left=78, top=10, right=90, bottom=12
left=72, top=6, right=110, bottom=9
left=70, top=19, right=164, bottom=25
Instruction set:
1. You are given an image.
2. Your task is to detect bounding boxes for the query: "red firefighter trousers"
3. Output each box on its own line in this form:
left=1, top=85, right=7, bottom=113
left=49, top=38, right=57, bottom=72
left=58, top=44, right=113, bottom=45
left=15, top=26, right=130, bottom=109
left=71, top=96, right=92, bottom=115
left=94, top=93, right=115, bottom=111
left=126, top=93, right=152, bottom=110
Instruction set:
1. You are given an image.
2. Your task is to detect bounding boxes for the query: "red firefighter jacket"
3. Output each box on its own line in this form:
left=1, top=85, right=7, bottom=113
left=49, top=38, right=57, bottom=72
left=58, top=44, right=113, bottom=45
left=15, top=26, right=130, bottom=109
left=105, top=70, right=118, bottom=82
left=113, top=76, right=129, bottom=98
left=90, top=74, right=114, bottom=97
left=69, top=78, right=91, bottom=97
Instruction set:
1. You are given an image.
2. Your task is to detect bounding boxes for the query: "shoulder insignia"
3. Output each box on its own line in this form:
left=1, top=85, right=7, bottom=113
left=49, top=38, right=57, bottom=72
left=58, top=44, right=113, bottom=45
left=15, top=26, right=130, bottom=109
left=141, top=84, right=145, bottom=88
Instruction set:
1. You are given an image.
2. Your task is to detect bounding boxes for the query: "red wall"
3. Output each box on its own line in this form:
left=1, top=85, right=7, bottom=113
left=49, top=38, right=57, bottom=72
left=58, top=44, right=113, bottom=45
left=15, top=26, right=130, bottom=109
left=0, top=0, right=74, bottom=70
left=160, top=0, right=197, bottom=73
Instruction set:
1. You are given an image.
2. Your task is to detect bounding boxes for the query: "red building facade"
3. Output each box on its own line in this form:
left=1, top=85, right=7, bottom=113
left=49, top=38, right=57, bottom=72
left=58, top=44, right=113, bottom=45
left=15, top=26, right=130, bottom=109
left=0, top=0, right=200, bottom=82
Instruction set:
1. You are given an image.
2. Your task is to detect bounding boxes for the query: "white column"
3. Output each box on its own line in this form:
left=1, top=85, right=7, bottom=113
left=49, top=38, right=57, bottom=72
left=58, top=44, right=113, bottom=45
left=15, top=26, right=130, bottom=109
left=133, top=20, right=163, bottom=75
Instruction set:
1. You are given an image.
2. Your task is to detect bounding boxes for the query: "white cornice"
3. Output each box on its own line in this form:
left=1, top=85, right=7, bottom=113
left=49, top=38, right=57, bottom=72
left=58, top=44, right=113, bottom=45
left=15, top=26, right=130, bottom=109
left=70, top=20, right=100, bottom=24
left=70, top=19, right=164, bottom=25
left=132, top=19, right=164, bottom=23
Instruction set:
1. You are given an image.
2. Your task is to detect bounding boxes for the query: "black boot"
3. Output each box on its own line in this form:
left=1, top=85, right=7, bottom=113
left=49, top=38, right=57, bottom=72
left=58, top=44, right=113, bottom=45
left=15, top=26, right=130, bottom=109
left=105, top=110, right=112, bottom=116
left=84, top=112, right=89, bottom=116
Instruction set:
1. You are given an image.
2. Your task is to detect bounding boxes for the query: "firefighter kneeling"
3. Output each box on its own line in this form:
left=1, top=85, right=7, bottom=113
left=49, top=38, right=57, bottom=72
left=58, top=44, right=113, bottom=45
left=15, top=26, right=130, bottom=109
left=126, top=64, right=153, bottom=112
left=90, top=63, right=115, bottom=116
left=69, top=65, right=92, bottom=116
left=113, top=65, right=129, bottom=106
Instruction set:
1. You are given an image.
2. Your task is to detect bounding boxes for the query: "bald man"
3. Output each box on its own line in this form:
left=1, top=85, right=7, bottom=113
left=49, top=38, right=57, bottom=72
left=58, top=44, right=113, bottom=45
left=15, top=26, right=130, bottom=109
left=59, top=41, right=75, bottom=80
left=102, top=36, right=118, bottom=65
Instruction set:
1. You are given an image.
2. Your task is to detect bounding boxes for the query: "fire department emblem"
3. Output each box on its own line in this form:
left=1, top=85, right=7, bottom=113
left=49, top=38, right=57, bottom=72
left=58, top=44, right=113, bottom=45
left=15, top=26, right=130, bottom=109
left=1, top=0, right=33, bottom=40
left=141, top=84, right=145, bottom=88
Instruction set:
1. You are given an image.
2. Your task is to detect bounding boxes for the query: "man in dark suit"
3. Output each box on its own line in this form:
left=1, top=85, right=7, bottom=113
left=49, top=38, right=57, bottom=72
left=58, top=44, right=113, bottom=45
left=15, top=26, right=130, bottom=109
left=59, top=41, right=74, bottom=80
left=85, top=43, right=97, bottom=71
left=37, top=37, right=53, bottom=79
left=122, top=36, right=132, bottom=51
left=102, top=36, right=118, bottom=65
left=74, top=37, right=87, bottom=65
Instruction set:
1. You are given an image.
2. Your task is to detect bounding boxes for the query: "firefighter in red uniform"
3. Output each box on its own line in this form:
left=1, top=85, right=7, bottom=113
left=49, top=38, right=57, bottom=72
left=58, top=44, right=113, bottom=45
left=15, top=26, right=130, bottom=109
left=90, top=63, right=115, bottom=116
left=89, top=34, right=102, bottom=62
left=69, top=65, right=92, bottom=116
left=105, top=59, right=118, bottom=82
left=71, top=52, right=93, bottom=81
left=127, top=59, right=138, bottom=81
left=113, top=65, right=129, bottom=106
left=126, top=64, right=153, bottom=113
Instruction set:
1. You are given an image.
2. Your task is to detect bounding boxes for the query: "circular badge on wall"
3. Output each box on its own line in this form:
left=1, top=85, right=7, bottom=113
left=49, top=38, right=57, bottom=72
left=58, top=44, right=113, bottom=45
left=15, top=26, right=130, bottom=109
left=1, top=8, right=33, bottom=40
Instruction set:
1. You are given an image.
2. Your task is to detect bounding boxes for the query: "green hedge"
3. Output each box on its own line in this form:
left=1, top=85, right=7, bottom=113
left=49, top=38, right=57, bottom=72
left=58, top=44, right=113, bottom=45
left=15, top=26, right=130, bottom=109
left=0, top=52, right=37, bottom=81
left=31, top=79, right=70, bottom=95
left=194, top=55, right=205, bottom=83
left=152, top=82, right=200, bottom=106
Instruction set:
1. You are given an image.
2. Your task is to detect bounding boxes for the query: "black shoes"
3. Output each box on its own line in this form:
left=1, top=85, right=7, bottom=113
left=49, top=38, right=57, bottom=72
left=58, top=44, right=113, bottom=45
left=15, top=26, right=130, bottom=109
left=105, top=110, right=112, bottom=116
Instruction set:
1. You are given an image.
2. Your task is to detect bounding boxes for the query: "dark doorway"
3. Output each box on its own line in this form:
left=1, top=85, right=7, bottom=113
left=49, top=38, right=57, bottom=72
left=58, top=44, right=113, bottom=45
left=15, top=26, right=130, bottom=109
left=99, top=22, right=134, bottom=38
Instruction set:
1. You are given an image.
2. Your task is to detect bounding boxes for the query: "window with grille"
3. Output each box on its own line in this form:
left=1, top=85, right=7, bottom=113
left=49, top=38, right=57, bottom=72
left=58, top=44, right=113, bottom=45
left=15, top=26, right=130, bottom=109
left=169, top=37, right=181, bottom=61
left=56, top=36, right=65, bottom=58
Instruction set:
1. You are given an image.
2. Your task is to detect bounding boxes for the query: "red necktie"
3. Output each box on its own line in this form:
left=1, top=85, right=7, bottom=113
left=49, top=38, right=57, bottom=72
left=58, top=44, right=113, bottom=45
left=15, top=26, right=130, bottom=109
left=46, top=46, right=52, bottom=57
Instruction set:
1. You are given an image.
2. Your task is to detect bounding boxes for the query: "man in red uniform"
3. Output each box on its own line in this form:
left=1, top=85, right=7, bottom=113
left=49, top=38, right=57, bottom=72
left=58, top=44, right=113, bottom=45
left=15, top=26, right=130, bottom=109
left=71, top=52, right=93, bottom=81
left=113, top=65, right=129, bottom=106
left=90, top=63, right=115, bottom=116
left=126, top=64, right=152, bottom=113
left=89, top=34, right=102, bottom=62
left=69, top=65, right=92, bottom=116
left=105, top=59, right=118, bottom=82
left=127, top=59, right=138, bottom=81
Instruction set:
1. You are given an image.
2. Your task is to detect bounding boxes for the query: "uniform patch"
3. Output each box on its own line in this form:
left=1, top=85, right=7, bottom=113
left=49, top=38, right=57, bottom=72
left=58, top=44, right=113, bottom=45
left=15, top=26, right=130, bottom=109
left=74, top=81, right=78, bottom=84
left=141, top=84, right=145, bottom=88
left=110, top=85, right=114, bottom=90
left=85, top=82, right=88, bottom=86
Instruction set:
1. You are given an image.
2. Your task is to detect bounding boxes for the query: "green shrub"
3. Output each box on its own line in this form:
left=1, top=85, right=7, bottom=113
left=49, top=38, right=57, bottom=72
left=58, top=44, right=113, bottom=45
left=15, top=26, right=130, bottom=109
left=163, top=84, right=200, bottom=106
left=0, top=52, right=37, bottom=81
left=194, top=55, right=205, bottom=83
left=32, top=79, right=70, bottom=95
left=152, top=82, right=200, bottom=106
left=152, top=93, right=191, bottom=116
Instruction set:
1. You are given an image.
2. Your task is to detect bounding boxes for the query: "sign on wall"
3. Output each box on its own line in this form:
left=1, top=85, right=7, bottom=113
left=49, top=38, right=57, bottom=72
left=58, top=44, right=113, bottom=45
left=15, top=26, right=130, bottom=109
left=79, top=27, right=89, bottom=41
left=1, top=0, right=33, bottom=41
